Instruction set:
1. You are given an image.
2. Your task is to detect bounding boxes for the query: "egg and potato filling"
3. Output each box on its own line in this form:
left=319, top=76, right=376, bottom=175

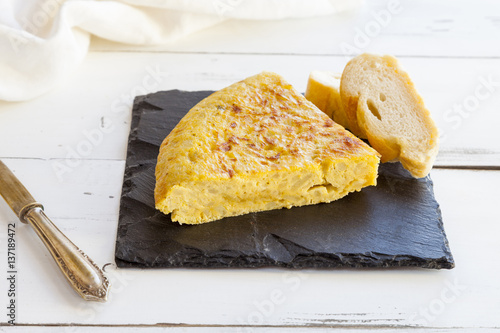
left=155, top=72, right=380, bottom=224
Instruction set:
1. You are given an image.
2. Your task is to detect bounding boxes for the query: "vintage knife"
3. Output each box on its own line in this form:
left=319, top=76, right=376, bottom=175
left=0, top=160, right=109, bottom=302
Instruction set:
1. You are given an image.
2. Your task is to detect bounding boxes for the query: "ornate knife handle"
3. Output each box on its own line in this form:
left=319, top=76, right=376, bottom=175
left=20, top=203, right=109, bottom=302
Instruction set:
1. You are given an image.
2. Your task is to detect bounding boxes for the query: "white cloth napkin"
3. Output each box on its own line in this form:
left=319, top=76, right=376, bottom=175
left=0, top=0, right=359, bottom=102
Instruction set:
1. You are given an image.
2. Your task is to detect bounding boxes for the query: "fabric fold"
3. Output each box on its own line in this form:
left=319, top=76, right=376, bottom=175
left=0, top=0, right=360, bottom=102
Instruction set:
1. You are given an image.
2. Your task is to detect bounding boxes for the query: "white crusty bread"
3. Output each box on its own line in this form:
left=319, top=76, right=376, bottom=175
left=340, top=54, right=439, bottom=178
left=306, top=54, right=439, bottom=178
left=305, top=71, right=349, bottom=129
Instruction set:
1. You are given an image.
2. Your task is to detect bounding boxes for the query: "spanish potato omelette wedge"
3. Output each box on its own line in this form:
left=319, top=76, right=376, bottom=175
left=155, top=72, right=380, bottom=224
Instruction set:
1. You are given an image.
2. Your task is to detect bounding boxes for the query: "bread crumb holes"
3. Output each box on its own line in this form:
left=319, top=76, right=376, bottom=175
left=367, top=99, right=382, bottom=121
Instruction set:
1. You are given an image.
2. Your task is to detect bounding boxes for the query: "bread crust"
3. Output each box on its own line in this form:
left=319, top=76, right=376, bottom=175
left=305, top=71, right=350, bottom=129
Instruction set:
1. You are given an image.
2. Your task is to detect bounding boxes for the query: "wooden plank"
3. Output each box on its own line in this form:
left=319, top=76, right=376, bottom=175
left=90, top=0, right=500, bottom=58
left=2, top=327, right=500, bottom=332
left=436, top=150, right=500, bottom=169
left=4, top=327, right=500, bottom=332
left=0, top=53, right=499, bottom=169
left=0, top=159, right=498, bottom=328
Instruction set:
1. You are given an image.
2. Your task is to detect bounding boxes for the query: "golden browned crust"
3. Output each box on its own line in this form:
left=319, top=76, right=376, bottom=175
left=305, top=72, right=350, bottom=130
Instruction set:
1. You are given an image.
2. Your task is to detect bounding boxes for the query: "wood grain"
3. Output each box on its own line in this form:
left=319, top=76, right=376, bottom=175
left=0, top=159, right=498, bottom=327
left=0, top=0, right=498, bottom=329
left=0, top=53, right=499, bottom=168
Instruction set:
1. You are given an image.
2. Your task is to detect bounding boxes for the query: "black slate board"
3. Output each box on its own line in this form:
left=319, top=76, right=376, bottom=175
left=115, top=90, right=454, bottom=269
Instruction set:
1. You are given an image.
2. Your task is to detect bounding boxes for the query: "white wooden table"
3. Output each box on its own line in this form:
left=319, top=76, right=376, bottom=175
left=0, top=1, right=499, bottom=331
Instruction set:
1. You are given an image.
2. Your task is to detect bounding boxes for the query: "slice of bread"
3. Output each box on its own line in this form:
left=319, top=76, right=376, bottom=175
left=305, top=71, right=349, bottom=129
left=306, top=55, right=439, bottom=178
left=340, top=54, right=438, bottom=178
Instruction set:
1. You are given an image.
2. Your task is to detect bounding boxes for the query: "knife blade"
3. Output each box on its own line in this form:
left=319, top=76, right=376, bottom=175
left=0, top=160, right=109, bottom=302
